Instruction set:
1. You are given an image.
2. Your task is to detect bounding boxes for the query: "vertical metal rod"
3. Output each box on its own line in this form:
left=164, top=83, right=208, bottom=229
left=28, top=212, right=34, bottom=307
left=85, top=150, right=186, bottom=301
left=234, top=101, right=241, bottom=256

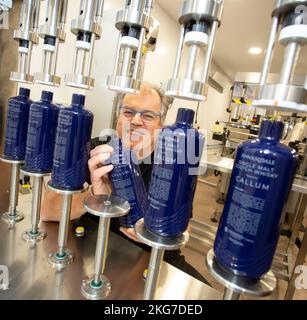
left=201, top=20, right=218, bottom=84
left=172, top=25, right=185, bottom=79
left=145, top=0, right=154, bottom=15
left=84, top=34, right=96, bottom=78
left=58, top=194, right=72, bottom=257
left=259, top=16, right=279, bottom=93
left=93, top=217, right=111, bottom=285
left=279, top=42, right=301, bottom=86
left=132, top=27, right=145, bottom=79
left=121, top=47, right=133, bottom=78
left=60, top=0, right=68, bottom=26
left=51, top=38, right=60, bottom=76
left=144, top=247, right=165, bottom=300
left=31, top=176, right=43, bottom=234
left=26, top=42, right=33, bottom=74
left=9, top=163, right=20, bottom=216
left=185, top=44, right=199, bottom=79
left=223, top=288, right=241, bottom=300
left=112, top=33, right=122, bottom=76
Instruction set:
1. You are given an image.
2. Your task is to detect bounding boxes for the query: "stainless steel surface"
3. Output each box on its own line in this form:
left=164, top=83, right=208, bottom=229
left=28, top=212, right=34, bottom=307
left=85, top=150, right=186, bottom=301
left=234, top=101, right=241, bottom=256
left=115, top=8, right=152, bottom=31
left=81, top=217, right=112, bottom=300
left=144, top=247, right=164, bottom=300
left=0, top=213, right=221, bottom=300
left=179, top=0, right=223, bottom=25
left=223, top=288, right=240, bottom=300
left=70, top=18, right=102, bottom=38
left=20, top=170, right=49, bottom=243
left=1, top=161, right=24, bottom=224
left=107, top=75, right=141, bottom=94
left=47, top=181, right=89, bottom=195
left=201, top=20, right=219, bottom=85
left=206, top=249, right=277, bottom=298
left=132, top=27, right=146, bottom=79
left=185, top=44, right=199, bottom=80
left=172, top=25, right=185, bottom=79
left=65, top=73, right=95, bottom=90
left=11, top=0, right=40, bottom=83
left=84, top=194, right=131, bottom=218
left=135, top=219, right=189, bottom=250
left=259, top=16, right=279, bottom=96
left=35, top=72, right=61, bottom=86
left=82, top=194, right=130, bottom=299
left=279, top=42, right=301, bottom=86
left=166, top=78, right=206, bottom=101
left=273, top=0, right=307, bottom=16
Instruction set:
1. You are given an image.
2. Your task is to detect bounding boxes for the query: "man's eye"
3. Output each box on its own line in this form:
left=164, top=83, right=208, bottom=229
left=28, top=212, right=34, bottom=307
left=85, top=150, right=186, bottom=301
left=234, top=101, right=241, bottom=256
left=143, top=113, right=156, bottom=121
left=123, top=111, right=134, bottom=117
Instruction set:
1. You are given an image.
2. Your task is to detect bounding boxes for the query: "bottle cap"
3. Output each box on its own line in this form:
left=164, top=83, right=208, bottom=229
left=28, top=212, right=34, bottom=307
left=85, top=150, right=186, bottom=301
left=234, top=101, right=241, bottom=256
left=41, top=91, right=53, bottom=102
left=19, top=87, right=30, bottom=98
left=176, top=108, right=195, bottom=125
left=72, top=94, right=85, bottom=107
left=259, top=120, right=284, bottom=141
left=75, top=226, right=85, bottom=237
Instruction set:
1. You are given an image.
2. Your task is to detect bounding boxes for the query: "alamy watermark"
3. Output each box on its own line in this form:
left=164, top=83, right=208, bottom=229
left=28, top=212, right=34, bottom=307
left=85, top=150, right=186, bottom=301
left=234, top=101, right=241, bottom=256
left=0, top=265, right=9, bottom=291
left=295, top=265, right=307, bottom=290
left=0, top=7, right=9, bottom=29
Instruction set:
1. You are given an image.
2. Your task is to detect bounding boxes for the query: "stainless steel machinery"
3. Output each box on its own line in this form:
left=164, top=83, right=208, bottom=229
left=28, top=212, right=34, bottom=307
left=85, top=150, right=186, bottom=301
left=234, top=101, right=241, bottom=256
left=166, top=0, right=223, bottom=102
left=254, top=0, right=307, bottom=113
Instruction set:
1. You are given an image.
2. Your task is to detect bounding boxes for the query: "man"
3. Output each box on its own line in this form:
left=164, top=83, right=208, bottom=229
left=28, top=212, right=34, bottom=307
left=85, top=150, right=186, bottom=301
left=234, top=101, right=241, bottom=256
left=41, top=83, right=209, bottom=284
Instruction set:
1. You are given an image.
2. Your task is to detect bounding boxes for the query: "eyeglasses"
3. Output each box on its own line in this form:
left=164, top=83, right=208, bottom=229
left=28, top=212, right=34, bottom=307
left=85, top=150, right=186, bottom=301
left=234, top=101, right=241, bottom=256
left=119, top=106, right=161, bottom=123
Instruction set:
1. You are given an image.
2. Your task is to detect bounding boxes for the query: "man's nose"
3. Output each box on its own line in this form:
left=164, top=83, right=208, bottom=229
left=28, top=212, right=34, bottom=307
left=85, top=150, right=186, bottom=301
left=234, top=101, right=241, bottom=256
left=131, top=113, right=143, bottom=126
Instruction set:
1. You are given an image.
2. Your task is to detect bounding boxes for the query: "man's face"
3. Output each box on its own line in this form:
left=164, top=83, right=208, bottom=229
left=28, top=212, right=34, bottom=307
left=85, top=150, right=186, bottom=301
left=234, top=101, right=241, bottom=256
left=116, top=86, right=163, bottom=155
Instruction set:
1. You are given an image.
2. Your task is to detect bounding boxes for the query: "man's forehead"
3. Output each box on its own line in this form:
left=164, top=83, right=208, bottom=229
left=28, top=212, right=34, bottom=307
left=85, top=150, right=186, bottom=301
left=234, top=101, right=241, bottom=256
left=123, top=87, right=161, bottom=112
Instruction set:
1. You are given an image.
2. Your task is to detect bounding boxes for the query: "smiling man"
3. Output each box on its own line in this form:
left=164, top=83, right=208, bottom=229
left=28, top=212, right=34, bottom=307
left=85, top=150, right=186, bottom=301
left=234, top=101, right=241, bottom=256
left=41, top=83, right=209, bottom=285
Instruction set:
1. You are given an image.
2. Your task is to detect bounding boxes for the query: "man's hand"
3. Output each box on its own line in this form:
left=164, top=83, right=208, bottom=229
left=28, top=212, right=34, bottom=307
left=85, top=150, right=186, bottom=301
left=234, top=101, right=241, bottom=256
left=88, top=144, right=114, bottom=195
left=119, top=227, right=142, bottom=243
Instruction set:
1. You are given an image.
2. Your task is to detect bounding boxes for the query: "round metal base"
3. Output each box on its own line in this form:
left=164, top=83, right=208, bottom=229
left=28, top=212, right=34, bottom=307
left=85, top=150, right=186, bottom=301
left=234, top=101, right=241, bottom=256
left=48, top=249, right=74, bottom=269
left=39, top=24, right=66, bottom=42
left=10, top=71, right=34, bottom=84
left=47, top=181, right=89, bottom=195
left=0, top=156, right=24, bottom=165
left=13, top=30, right=39, bottom=44
left=106, top=75, right=140, bottom=94
left=254, top=84, right=307, bottom=113
left=2, top=211, right=24, bottom=224
left=71, top=18, right=102, bottom=38
left=81, top=275, right=111, bottom=300
left=35, top=72, right=61, bottom=87
left=21, top=168, right=50, bottom=177
left=84, top=195, right=130, bottom=218
left=206, top=249, right=277, bottom=297
left=134, top=219, right=189, bottom=250
left=65, top=74, right=94, bottom=90
left=22, top=229, right=47, bottom=243
left=166, top=78, right=206, bottom=102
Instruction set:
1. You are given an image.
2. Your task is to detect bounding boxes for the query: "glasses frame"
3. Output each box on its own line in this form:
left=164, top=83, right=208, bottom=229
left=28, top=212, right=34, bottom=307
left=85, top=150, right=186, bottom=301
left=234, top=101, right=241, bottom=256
left=119, top=106, right=162, bottom=123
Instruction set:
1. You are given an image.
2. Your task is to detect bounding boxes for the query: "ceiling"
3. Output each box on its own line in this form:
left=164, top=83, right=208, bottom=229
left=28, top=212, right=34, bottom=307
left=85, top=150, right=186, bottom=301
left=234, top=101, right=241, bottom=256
left=156, top=0, right=307, bottom=80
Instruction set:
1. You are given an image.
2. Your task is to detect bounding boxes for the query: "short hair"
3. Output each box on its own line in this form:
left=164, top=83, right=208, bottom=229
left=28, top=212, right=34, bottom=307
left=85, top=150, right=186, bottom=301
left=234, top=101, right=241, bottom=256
left=120, top=82, right=174, bottom=124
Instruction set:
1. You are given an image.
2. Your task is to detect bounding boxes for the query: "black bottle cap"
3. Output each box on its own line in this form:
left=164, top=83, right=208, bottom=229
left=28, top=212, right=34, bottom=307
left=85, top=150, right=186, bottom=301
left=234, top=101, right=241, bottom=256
left=259, top=120, right=284, bottom=141
left=176, top=108, right=195, bottom=125
left=41, top=91, right=53, bottom=102
left=19, top=87, right=30, bottom=98
left=72, top=94, right=85, bottom=107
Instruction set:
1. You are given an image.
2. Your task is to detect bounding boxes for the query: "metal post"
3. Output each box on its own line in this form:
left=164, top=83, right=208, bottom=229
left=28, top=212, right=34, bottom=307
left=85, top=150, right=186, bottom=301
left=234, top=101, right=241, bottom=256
left=279, top=42, right=301, bottom=86
left=9, top=163, right=20, bottom=217
left=259, top=16, right=279, bottom=92
left=172, top=25, right=185, bottom=79
left=58, top=194, right=72, bottom=257
left=93, top=217, right=111, bottom=285
left=31, top=176, right=43, bottom=234
left=144, top=247, right=165, bottom=300
left=185, top=44, right=199, bottom=79
left=132, top=27, right=146, bottom=79
left=201, top=20, right=218, bottom=85
left=223, top=288, right=240, bottom=300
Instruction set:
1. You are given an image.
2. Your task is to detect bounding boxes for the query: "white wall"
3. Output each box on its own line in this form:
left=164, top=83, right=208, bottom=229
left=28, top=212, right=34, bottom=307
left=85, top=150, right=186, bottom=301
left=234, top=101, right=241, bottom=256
left=19, top=0, right=232, bottom=141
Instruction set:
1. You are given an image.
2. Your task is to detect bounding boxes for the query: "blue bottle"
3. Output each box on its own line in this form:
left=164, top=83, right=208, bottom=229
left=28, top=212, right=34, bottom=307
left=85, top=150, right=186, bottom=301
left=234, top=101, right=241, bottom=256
left=145, top=108, right=204, bottom=237
left=24, top=91, right=59, bottom=173
left=109, top=136, right=147, bottom=228
left=214, top=120, right=298, bottom=279
left=3, top=88, right=32, bottom=160
left=51, top=94, right=93, bottom=191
